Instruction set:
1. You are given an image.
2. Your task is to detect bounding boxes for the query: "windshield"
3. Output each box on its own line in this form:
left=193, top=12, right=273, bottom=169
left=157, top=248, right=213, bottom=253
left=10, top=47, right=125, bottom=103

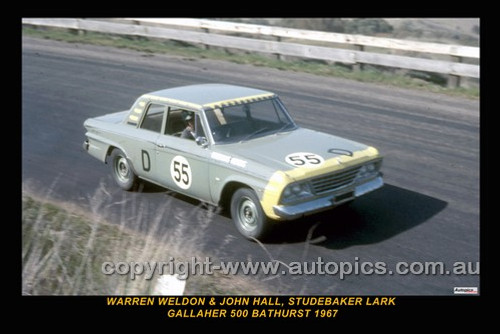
left=205, top=98, right=296, bottom=144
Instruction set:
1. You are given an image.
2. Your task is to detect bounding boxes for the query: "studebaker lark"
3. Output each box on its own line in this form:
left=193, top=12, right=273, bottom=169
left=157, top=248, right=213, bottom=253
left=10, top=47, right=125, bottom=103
left=83, top=84, right=383, bottom=240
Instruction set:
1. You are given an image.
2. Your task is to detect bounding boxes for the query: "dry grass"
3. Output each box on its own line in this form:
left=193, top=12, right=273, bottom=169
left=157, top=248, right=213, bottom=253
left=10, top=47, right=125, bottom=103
left=21, top=180, right=278, bottom=295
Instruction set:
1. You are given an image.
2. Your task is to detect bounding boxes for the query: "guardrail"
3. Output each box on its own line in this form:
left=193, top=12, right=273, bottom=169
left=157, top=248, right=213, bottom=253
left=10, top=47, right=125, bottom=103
left=22, top=18, right=479, bottom=87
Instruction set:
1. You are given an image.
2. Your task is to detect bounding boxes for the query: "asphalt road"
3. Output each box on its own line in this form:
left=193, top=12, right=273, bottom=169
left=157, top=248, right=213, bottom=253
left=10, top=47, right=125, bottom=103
left=22, top=36, right=480, bottom=295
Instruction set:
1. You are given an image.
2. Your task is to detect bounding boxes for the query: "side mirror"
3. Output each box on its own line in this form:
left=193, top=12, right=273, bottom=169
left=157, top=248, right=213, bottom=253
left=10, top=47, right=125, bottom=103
left=195, top=136, right=209, bottom=148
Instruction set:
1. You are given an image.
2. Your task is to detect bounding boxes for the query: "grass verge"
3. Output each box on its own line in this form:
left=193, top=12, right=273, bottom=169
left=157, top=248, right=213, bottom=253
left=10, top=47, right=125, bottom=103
left=22, top=189, right=276, bottom=295
left=22, top=26, right=479, bottom=99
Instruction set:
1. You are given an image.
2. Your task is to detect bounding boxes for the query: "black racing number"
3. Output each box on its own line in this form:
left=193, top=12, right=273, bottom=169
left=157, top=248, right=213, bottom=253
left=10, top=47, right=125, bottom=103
left=288, top=155, right=306, bottom=166
left=171, top=156, right=192, bottom=189
left=173, top=161, right=190, bottom=185
left=288, top=154, right=322, bottom=166
left=303, top=154, right=321, bottom=165
left=328, top=148, right=353, bottom=156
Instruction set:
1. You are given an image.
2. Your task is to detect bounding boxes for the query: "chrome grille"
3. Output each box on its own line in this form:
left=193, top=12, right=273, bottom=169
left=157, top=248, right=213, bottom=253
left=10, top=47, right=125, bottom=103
left=310, top=165, right=361, bottom=195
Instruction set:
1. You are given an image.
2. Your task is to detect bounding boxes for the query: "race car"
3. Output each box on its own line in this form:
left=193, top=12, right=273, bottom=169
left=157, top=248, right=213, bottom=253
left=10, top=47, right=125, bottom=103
left=83, top=84, right=383, bottom=240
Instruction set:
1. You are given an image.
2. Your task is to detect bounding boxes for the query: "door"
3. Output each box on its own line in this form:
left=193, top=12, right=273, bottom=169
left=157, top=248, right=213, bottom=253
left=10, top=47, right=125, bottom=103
left=154, top=108, right=212, bottom=202
left=130, top=102, right=167, bottom=181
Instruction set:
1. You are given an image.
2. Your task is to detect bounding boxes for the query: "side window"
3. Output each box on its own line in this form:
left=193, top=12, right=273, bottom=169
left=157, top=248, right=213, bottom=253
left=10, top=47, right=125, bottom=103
left=140, top=103, right=165, bottom=133
left=164, top=109, right=185, bottom=136
left=165, top=109, right=206, bottom=140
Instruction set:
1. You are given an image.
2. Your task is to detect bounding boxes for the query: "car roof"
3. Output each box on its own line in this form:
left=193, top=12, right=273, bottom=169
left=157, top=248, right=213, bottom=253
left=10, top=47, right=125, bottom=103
left=143, top=84, right=276, bottom=110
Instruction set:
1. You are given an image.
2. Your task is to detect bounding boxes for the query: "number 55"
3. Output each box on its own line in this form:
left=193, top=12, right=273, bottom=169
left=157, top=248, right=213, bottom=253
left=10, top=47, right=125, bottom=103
left=286, top=152, right=324, bottom=167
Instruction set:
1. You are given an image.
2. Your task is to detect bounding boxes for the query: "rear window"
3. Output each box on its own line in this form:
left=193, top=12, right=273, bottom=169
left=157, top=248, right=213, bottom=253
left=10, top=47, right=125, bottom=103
left=127, top=99, right=147, bottom=126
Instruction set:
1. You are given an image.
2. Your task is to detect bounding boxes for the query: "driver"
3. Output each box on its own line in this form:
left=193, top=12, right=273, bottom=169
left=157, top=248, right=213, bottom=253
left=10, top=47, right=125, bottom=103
left=181, top=113, right=195, bottom=140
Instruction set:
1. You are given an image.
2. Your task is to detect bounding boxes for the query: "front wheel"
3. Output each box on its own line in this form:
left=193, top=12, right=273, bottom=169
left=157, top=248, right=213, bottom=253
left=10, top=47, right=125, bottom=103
left=230, top=188, right=272, bottom=240
left=110, top=149, right=137, bottom=191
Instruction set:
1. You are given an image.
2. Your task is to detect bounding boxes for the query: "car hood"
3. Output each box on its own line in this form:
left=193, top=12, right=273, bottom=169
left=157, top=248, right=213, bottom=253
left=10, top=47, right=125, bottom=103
left=213, top=128, right=380, bottom=181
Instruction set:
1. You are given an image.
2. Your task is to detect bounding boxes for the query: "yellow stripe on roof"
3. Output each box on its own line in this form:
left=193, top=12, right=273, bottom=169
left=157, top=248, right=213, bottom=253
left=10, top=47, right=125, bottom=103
left=213, top=108, right=227, bottom=125
left=203, top=93, right=275, bottom=109
left=143, top=94, right=202, bottom=110
left=142, top=92, right=275, bottom=111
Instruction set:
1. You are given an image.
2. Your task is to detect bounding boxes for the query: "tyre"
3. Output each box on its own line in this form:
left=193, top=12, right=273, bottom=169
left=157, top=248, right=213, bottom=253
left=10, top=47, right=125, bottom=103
left=110, top=149, right=137, bottom=191
left=230, top=188, right=271, bottom=240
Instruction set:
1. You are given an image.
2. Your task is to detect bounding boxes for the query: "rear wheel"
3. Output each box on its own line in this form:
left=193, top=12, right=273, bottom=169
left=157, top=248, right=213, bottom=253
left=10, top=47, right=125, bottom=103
left=110, top=149, right=137, bottom=191
left=230, top=188, right=271, bottom=240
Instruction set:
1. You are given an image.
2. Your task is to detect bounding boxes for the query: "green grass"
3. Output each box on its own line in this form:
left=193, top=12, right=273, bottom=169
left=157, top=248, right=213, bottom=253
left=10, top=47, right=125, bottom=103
left=22, top=192, right=276, bottom=295
left=22, top=26, right=479, bottom=99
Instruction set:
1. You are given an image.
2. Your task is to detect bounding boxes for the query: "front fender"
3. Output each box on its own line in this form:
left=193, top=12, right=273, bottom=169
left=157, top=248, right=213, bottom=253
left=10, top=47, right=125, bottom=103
left=211, top=167, right=268, bottom=204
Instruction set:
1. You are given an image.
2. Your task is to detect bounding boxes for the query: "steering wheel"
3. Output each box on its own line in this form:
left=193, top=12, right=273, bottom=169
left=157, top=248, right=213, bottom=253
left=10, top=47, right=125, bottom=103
left=212, top=125, right=232, bottom=141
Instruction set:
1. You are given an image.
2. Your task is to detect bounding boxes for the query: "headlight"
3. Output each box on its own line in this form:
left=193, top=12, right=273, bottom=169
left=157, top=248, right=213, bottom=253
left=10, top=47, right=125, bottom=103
left=356, top=162, right=379, bottom=181
left=281, top=182, right=313, bottom=204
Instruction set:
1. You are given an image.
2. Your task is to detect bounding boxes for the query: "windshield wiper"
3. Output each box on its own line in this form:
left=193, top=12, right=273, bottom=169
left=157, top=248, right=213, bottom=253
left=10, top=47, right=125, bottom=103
left=240, top=127, right=270, bottom=142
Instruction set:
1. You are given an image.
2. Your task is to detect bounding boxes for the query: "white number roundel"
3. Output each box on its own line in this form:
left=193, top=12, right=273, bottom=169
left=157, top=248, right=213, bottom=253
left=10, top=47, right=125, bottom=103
left=285, top=152, right=324, bottom=168
left=170, top=156, right=192, bottom=189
